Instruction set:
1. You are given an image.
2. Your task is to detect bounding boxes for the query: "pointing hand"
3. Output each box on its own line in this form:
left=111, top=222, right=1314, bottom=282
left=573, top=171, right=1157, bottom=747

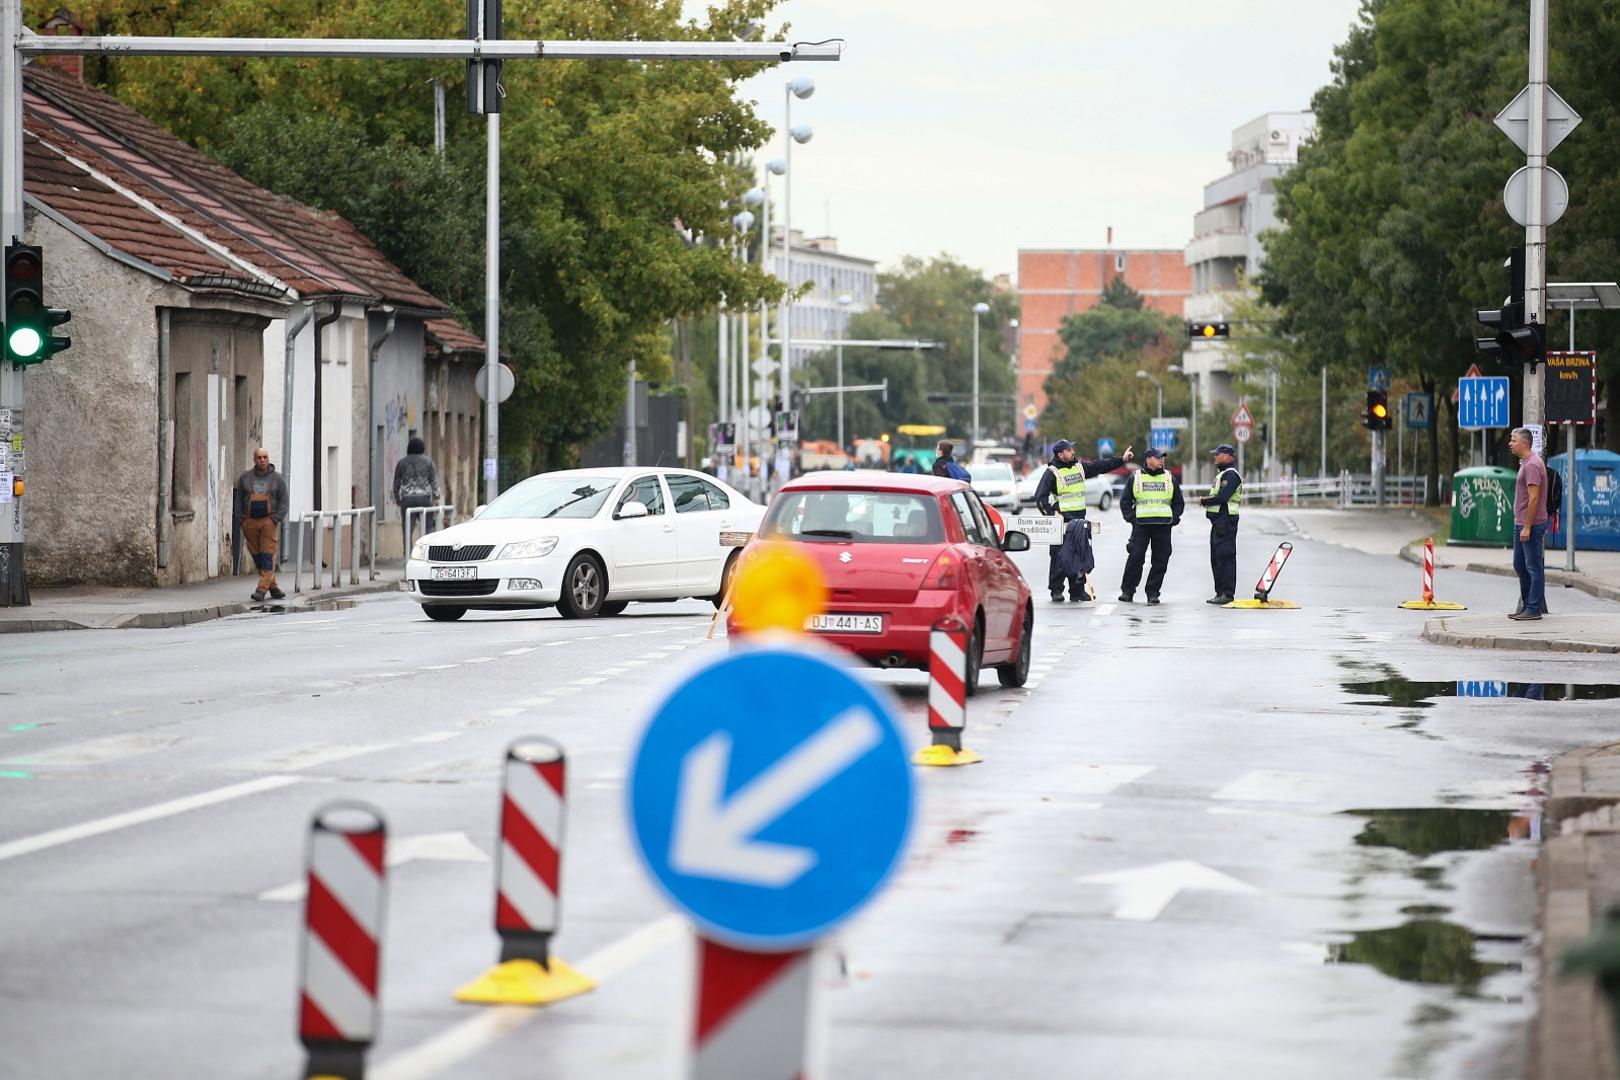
left=1122, top=446, right=1135, bottom=462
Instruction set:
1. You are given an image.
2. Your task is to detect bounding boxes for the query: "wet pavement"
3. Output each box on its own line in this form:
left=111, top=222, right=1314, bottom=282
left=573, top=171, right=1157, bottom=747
left=1, top=509, right=1617, bottom=1078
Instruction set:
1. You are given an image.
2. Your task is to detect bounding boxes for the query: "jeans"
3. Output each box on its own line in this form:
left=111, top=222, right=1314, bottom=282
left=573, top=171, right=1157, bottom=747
left=1512, top=521, right=1547, bottom=615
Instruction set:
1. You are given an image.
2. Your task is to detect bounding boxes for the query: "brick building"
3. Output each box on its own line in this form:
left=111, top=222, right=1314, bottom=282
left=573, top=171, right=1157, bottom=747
left=1015, top=249, right=1192, bottom=431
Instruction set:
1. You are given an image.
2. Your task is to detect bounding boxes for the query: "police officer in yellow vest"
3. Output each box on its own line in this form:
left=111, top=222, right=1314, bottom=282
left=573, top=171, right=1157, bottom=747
left=1118, top=447, right=1184, bottom=605
left=1034, top=439, right=1131, bottom=602
left=1199, top=443, right=1242, bottom=604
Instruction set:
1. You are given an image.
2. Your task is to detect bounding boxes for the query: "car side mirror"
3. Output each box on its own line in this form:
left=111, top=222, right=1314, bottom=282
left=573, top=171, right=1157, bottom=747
left=1002, top=530, right=1031, bottom=553
left=617, top=501, right=649, bottom=520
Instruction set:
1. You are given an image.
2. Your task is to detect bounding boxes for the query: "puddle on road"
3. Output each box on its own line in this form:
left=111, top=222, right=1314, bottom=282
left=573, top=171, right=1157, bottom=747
left=1342, top=674, right=1620, bottom=708
left=1328, top=920, right=1519, bottom=993
left=1343, top=808, right=1536, bottom=858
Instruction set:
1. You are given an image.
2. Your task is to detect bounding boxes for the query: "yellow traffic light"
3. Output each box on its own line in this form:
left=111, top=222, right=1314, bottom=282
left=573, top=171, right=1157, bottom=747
left=1202, top=324, right=1216, bottom=338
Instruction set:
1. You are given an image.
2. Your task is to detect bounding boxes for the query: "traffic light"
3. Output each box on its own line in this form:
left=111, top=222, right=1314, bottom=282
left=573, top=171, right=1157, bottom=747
left=1365, top=390, right=1392, bottom=430
left=1474, top=248, right=1543, bottom=368
left=1258, top=422, right=1269, bottom=444
left=1186, top=321, right=1230, bottom=340
left=4, top=242, right=70, bottom=367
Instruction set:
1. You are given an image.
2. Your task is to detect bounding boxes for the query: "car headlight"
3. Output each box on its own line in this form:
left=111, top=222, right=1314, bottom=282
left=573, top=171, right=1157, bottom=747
left=410, top=541, right=428, bottom=561
left=497, top=537, right=560, bottom=559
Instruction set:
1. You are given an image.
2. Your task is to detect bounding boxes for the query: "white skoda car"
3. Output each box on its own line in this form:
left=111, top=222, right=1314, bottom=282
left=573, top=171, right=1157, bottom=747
left=406, top=468, right=763, bottom=621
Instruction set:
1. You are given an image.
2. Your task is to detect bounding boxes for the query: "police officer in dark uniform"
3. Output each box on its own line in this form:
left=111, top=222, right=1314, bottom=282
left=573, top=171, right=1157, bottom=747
left=1033, top=439, right=1132, bottom=602
left=1199, top=444, right=1242, bottom=604
left=1118, top=447, right=1183, bottom=605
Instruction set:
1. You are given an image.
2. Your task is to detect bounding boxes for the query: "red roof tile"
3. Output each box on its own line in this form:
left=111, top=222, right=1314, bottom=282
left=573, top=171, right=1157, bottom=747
left=425, top=318, right=486, bottom=356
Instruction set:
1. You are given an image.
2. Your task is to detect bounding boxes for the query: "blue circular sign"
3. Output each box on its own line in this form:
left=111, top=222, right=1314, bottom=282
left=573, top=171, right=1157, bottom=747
left=627, top=643, right=914, bottom=951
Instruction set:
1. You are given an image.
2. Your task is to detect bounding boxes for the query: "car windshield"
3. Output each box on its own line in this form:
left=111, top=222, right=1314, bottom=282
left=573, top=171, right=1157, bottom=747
left=975, top=464, right=1014, bottom=481
left=480, top=475, right=618, bottom=520
left=762, top=490, right=945, bottom=544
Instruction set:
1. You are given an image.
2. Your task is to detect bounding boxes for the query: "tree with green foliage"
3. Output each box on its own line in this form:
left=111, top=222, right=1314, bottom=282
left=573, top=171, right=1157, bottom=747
left=44, top=0, right=789, bottom=473
left=1040, top=285, right=1181, bottom=453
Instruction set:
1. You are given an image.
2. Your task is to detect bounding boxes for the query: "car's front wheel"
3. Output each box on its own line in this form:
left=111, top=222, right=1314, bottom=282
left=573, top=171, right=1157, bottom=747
left=1099, top=491, right=1113, bottom=512
left=558, top=554, right=606, bottom=619
left=998, top=606, right=1033, bottom=688
left=423, top=605, right=466, bottom=622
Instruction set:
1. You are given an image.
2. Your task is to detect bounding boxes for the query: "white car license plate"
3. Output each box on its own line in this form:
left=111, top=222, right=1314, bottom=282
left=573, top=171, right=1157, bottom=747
left=430, top=566, right=477, bottom=581
left=806, top=613, right=884, bottom=634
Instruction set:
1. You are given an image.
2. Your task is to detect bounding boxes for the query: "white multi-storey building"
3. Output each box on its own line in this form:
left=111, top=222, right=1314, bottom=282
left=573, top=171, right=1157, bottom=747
left=1183, top=111, right=1316, bottom=409
left=771, top=228, right=879, bottom=366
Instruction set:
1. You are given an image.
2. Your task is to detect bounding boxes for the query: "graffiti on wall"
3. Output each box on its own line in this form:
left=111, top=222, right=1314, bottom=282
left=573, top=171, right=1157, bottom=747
left=381, top=392, right=419, bottom=510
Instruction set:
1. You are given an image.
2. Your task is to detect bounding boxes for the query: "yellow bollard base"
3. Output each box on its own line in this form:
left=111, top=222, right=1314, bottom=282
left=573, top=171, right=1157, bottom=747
left=912, top=744, right=983, bottom=767
left=1398, top=600, right=1468, bottom=610
left=1224, top=599, right=1300, bottom=610
left=453, top=957, right=596, bottom=1006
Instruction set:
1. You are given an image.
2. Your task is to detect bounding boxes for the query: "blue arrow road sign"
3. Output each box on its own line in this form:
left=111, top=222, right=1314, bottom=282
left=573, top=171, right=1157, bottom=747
left=1150, top=427, right=1178, bottom=453
left=1097, top=437, right=1116, bottom=458
left=627, top=644, right=914, bottom=950
left=1369, top=365, right=1391, bottom=391
left=1458, top=376, right=1511, bottom=430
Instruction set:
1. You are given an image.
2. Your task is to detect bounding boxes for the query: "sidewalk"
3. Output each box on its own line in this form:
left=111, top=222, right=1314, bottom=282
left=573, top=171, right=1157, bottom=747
left=1405, top=538, right=1620, bottom=604
left=0, top=562, right=406, bottom=633
left=1536, top=743, right=1620, bottom=1080
left=1420, top=614, right=1620, bottom=654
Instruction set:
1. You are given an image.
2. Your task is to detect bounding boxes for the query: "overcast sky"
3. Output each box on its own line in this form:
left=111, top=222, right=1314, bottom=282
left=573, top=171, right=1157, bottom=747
left=721, top=0, right=1366, bottom=281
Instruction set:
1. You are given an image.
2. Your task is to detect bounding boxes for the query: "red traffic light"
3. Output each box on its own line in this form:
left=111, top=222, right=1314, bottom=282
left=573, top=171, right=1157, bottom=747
left=6, top=250, right=39, bottom=282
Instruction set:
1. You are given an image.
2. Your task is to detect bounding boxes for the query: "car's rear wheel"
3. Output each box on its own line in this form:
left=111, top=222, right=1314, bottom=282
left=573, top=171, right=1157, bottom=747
left=963, top=616, right=984, bottom=698
left=558, top=554, right=606, bottom=619
left=998, top=606, right=1033, bottom=688
left=600, top=601, right=629, bottom=616
left=423, top=605, right=466, bottom=622
left=1099, top=491, right=1113, bottom=512
left=711, top=552, right=740, bottom=610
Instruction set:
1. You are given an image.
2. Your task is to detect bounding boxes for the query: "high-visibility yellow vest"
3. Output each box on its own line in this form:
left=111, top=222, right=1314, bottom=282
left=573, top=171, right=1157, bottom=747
left=1207, top=467, right=1242, bottom=517
left=1053, top=464, right=1087, bottom=512
left=1132, top=471, right=1174, bottom=521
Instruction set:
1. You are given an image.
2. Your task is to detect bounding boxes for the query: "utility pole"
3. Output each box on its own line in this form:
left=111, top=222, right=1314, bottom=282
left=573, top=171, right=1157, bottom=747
left=1522, top=0, right=1549, bottom=429
left=1319, top=366, right=1327, bottom=478
left=1, top=0, right=29, bottom=604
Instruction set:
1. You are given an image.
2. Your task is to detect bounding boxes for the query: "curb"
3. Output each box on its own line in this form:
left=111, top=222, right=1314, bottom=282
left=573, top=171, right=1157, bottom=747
left=1533, top=744, right=1620, bottom=1080
left=0, top=579, right=405, bottom=635
left=1420, top=617, right=1620, bottom=654
left=1400, top=541, right=1620, bottom=603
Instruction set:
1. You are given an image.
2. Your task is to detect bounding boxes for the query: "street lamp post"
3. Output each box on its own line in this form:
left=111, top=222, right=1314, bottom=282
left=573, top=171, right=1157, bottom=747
left=972, top=302, right=990, bottom=449
left=779, top=77, right=815, bottom=432
left=731, top=209, right=756, bottom=488
left=835, top=292, right=853, bottom=450
left=1168, top=364, right=1195, bottom=483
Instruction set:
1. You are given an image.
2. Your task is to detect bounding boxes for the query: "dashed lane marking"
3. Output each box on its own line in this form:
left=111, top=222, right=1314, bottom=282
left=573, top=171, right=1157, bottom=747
left=464, top=657, right=495, bottom=665
left=503, top=647, right=538, bottom=656
left=224, top=742, right=396, bottom=773
left=411, top=732, right=460, bottom=744
left=574, top=676, right=607, bottom=686
left=487, top=708, right=525, bottom=719
left=0, top=775, right=302, bottom=864
left=1068, top=764, right=1157, bottom=795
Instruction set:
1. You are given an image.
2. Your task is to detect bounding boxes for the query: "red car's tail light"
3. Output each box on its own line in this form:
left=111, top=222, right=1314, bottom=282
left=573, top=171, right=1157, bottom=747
left=922, top=552, right=959, bottom=590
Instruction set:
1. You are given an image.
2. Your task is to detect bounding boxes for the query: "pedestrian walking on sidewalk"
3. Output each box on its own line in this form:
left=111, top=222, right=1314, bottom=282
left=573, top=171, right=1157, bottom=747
left=1034, top=438, right=1131, bottom=602
left=393, top=437, right=442, bottom=552
left=1509, top=427, right=1548, bottom=621
left=236, top=448, right=289, bottom=602
left=1199, top=444, right=1242, bottom=604
left=1118, top=447, right=1183, bottom=605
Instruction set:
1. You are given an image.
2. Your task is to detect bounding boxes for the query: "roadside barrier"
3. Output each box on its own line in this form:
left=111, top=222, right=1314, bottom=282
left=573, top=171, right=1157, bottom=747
left=1398, top=537, right=1467, bottom=611
left=913, top=616, right=982, bottom=767
left=297, top=803, right=386, bottom=1080
left=292, top=507, right=377, bottom=594
left=1226, top=542, right=1300, bottom=610
left=401, top=504, right=456, bottom=578
left=454, top=738, right=594, bottom=1006
left=691, top=940, right=816, bottom=1080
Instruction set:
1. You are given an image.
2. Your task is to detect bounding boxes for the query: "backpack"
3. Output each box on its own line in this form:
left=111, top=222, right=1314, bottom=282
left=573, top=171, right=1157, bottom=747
left=1546, top=463, right=1564, bottom=532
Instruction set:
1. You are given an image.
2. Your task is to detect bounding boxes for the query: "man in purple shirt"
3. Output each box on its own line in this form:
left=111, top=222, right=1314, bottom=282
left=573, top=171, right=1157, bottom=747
left=1509, top=427, right=1548, bottom=620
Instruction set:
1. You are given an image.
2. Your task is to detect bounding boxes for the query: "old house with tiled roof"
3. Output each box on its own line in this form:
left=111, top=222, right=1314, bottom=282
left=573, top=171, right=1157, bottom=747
left=19, top=63, right=484, bottom=586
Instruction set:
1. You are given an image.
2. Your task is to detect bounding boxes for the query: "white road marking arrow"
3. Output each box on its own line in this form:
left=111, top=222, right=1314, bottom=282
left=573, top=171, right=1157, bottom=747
left=670, top=707, right=883, bottom=888
left=1076, top=860, right=1259, bottom=922
left=258, top=831, right=488, bottom=902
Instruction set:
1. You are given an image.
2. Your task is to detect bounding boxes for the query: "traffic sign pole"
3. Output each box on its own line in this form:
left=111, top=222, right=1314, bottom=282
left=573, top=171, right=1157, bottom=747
left=690, top=939, right=818, bottom=1080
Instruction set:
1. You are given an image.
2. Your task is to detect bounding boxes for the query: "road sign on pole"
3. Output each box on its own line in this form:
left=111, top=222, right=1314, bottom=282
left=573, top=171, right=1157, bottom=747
left=1545, top=351, right=1597, bottom=425
left=1405, top=392, right=1432, bottom=430
left=628, top=644, right=914, bottom=950
left=1495, top=82, right=1582, bottom=155
left=1231, top=403, right=1254, bottom=428
left=1368, top=366, right=1391, bottom=391
left=1458, top=375, right=1511, bottom=430
left=1097, top=437, right=1115, bottom=458
left=1233, top=425, right=1252, bottom=444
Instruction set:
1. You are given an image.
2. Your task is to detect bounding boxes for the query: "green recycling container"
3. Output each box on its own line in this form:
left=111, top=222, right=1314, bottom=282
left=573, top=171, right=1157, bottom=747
left=1449, top=466, right=1517, bottom=547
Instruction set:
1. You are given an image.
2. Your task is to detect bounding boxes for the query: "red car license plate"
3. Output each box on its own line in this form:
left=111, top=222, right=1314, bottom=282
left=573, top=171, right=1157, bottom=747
left=806, top=613, right=884, bottom=634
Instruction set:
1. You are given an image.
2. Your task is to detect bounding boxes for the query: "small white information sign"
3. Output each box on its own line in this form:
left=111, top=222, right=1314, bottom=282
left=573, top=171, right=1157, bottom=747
left=1010, top=514, right=1064, bottom=546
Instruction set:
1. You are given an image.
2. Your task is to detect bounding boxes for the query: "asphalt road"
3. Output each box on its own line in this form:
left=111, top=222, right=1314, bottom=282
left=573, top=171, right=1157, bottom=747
left=3, top=509, right=1617, bottom=1079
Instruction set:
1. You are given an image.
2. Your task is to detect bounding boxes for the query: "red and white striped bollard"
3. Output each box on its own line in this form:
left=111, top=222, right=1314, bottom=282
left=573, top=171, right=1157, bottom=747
left=298, top=803, right=386, bottom=1080
left=914, top=616, right=982, bottom=766
left=691, top=939, right=818, bottom=1080
left=1422, top=537, right=1436, bottom=603
left=1253, top=541, right=1293, bottom=602
left=454, top=737, right=595, bottom=1006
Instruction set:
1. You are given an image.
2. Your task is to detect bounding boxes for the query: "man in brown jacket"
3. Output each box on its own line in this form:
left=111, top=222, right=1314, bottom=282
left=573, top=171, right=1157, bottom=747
left=236, top=448, right=289, bottom=601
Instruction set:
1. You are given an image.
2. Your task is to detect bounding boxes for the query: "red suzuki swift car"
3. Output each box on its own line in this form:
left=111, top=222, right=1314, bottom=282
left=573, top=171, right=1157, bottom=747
left=733, top=473, right=1034, bottom=693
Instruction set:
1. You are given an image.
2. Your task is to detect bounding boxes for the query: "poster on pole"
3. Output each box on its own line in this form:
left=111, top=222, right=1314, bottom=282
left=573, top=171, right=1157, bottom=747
left=1544, top=351, right=1597, bottom=425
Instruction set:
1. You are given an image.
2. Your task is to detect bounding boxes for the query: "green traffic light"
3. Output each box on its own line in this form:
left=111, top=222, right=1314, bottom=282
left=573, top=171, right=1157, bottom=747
left=7, top=325, right=42, bottom=359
